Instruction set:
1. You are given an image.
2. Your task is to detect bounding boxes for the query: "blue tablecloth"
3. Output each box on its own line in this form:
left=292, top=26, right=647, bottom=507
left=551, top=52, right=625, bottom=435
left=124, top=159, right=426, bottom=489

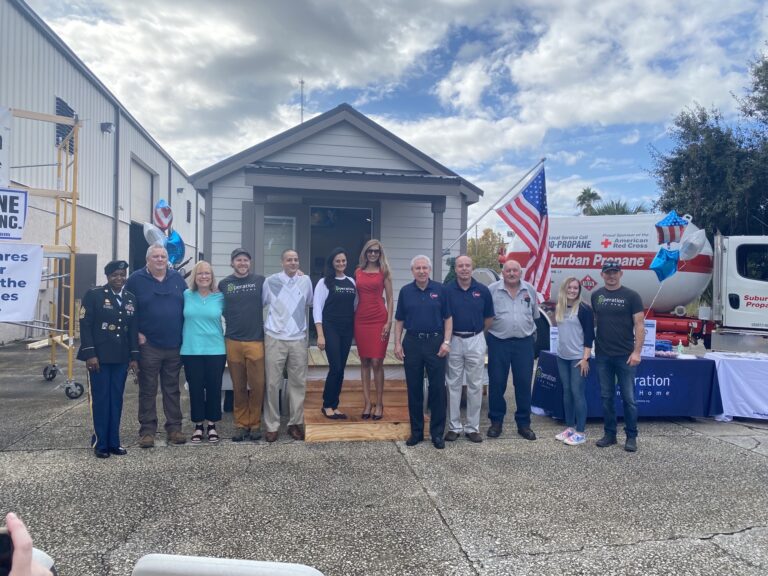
left=532, top=351, right=722, bottom=419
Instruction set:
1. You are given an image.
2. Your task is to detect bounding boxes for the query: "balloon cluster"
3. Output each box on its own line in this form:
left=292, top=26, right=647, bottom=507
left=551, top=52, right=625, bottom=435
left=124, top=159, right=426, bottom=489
left=143, top=199, right=186, bottom=265
left=650, top=212, right=707, bottom=282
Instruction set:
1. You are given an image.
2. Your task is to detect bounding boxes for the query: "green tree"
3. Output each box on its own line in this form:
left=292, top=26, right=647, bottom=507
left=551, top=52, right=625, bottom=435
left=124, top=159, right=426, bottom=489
left=590, top=199, right=648, bottom=215
left=467, top=228, right=505, bottom=270
left=576, top=186, right=601, bottom=215
left=651, top=54, right=768, bottom=236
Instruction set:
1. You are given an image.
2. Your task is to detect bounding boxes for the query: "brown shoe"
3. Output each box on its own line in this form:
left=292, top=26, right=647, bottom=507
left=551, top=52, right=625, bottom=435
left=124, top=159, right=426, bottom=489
left=265, top=431, right=279, bottom=443
left=139, top=434, right=155, bottom=448
left=167, top=431, right=187, bottom=445
left=287, top=425, right=305, bottom=441
left=466, top=432, right=483, bottom=443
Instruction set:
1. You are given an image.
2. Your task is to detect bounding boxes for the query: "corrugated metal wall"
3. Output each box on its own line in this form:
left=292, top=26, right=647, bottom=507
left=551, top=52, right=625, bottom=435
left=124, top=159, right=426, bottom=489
left=1, top=0, right=115, bottom=213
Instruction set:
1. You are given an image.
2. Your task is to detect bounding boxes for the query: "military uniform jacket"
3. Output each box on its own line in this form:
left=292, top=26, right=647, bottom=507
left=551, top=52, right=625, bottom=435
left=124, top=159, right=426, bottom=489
left=77, top=285, right=140, bottom=364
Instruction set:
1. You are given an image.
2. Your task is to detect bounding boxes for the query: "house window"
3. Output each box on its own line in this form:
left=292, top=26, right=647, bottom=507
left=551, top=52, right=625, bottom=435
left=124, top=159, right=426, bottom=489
left=55, top=97, right=75, bottom=155
left=186, top=200, right=192, bottom=223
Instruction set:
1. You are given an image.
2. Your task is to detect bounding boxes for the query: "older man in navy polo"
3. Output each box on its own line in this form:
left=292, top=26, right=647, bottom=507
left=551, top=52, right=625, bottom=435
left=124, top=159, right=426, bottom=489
left=486, top=258, right=540, bottom=440
left=394, top=255, right=452, bottom=449
left=444, top=255, right=494, bottom=443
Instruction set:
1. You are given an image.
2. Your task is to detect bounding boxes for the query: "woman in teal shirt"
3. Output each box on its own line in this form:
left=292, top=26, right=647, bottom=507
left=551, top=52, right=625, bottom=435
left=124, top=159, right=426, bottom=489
left=181, top=261, right=226, bottom=443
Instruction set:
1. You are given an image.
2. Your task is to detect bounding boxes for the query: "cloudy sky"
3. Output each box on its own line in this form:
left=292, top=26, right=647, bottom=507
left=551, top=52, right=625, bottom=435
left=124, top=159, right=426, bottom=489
left=28, top=0, right=767, bottom=228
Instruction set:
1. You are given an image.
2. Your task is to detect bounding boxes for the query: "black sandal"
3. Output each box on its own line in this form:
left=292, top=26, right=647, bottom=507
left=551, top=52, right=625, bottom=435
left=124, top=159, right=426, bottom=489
left=191, top=425, right=204, bottom=444
left=207, top=424, right=219, bottom=443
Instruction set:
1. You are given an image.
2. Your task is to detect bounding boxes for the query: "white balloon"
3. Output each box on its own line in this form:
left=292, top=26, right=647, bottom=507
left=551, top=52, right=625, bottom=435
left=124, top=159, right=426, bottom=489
left=679, top=228, right=707, bottom=261
left=143, top=222, right=166, bottom=246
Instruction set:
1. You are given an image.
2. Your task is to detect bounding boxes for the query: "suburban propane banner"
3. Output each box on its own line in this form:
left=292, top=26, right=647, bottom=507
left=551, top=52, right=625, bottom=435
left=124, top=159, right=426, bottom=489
left=0, top=107, right=10, bottom=187
left=0, top=187, right=28, bottom=240
left=0, top=243, right=43, bottom=321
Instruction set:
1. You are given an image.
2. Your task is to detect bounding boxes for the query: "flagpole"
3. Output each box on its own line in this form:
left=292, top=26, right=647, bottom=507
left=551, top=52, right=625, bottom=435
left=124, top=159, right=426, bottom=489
left=443, top=157, right=546, bottom=254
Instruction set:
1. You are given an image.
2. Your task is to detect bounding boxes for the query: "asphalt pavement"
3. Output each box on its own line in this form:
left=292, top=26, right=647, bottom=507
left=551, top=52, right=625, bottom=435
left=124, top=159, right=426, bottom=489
left=1, top=341, right=767, bottom=576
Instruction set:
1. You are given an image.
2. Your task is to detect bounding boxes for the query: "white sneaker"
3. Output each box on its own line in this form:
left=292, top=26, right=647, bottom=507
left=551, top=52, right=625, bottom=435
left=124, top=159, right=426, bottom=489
left=564, top=432, right=586, bottom=446
left=555, top=427, right=575, bottom=442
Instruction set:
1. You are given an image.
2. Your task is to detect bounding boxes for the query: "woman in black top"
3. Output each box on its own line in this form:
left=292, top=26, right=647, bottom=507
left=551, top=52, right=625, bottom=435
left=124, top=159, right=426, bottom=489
left=313, top=247, right=357, bottom=419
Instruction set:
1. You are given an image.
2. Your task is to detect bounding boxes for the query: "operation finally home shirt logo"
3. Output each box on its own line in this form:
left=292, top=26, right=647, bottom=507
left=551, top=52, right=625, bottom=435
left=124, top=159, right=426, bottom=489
left=596, top=293, right=630, bottom=308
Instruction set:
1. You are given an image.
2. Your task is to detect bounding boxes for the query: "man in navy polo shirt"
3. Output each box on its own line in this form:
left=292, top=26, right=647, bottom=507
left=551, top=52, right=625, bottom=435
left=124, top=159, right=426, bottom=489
left=394, top=255, right=452, bottom=449
left=444, top=255, right=494, bottom=443
left=125, top=243, right=187, bottom=448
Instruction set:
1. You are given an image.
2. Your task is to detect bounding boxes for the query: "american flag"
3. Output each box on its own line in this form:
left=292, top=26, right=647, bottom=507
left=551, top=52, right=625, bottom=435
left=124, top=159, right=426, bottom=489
left=496, top=167, right=551, bottom=302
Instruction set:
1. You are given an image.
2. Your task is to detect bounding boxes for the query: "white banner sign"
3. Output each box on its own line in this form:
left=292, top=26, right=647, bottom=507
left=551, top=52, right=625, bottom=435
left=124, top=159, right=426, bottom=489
left=0, top=243, right=43, bottom=321
left=0, top=107, right=10, bottom=187
left=642, top=319, right=657, bottom=358
left=549, top=326, right=558, bottom=353
left=0, top=188, right=27, bottom=240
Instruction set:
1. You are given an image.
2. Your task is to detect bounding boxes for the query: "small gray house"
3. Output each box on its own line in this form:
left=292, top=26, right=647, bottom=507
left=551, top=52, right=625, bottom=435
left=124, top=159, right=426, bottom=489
left=191, top=103, right=483, bottom=294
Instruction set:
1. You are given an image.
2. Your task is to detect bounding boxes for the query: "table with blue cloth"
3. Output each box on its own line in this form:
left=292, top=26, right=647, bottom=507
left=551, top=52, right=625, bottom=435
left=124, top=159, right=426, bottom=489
left=532, top=351, right=722, bottom=419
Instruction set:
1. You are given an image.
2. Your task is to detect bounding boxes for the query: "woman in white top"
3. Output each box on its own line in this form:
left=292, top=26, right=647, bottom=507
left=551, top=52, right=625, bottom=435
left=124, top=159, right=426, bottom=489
left=313, top=247, right=357, bottom=419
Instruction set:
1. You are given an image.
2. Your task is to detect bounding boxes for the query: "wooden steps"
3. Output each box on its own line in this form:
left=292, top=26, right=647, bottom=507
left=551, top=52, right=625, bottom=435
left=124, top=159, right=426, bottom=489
left=304, top=379, right=424, bottom=443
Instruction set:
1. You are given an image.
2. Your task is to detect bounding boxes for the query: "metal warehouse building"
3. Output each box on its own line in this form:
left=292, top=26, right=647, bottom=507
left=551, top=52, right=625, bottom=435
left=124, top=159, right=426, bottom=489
left=0, top=0, right=203, bottom=343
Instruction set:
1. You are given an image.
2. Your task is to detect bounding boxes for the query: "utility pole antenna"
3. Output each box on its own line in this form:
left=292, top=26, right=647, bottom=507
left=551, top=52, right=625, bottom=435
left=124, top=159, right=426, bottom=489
left=300, top=78, right=305, bottom=123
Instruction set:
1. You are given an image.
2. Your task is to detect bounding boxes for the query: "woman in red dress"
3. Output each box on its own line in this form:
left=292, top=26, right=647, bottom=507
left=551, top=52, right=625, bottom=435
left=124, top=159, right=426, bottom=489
left=354, top=239, right=393, bottom=420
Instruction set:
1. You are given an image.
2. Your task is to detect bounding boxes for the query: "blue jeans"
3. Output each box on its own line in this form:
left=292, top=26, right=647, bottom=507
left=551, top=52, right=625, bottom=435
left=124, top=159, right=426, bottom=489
left=596, top=355, right=638, bottom=438
left=486, top=333, right=534, bottom=428
left=556, top=357, right=587, bottom=433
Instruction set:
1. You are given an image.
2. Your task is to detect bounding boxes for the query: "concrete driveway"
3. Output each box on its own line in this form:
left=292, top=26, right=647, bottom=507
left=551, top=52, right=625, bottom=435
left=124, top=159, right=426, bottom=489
left=1, top=342, right=767, bottom=575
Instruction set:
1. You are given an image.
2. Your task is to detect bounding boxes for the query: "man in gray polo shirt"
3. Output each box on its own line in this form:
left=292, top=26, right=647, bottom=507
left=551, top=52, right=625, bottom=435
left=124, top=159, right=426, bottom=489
left=486, top=259, right=540, bottom=440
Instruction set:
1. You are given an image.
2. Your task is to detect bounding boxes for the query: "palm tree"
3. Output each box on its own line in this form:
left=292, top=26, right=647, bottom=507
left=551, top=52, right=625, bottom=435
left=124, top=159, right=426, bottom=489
left=591, top=199, right=648, bottom=215
left=576, top=187, right=601, bottom=215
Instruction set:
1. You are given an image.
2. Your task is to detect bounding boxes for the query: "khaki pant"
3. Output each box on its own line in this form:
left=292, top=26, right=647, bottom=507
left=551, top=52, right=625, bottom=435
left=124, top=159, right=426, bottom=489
left=225, top=339, right=265, bottom=430
left=446, top=333, right=487, bottom=434
left=263, top=335, right=307, bottom=432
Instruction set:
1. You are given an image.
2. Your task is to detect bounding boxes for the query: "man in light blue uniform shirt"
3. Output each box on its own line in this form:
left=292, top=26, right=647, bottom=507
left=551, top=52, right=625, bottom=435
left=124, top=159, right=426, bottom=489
left=486, top=259, right=540, bottom=440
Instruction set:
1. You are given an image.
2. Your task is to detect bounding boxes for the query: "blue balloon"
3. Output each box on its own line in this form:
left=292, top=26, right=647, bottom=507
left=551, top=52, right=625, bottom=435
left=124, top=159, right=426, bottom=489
left=650, top=247, right=679, bottom=282
left=165, top=229, right=185, bottom=265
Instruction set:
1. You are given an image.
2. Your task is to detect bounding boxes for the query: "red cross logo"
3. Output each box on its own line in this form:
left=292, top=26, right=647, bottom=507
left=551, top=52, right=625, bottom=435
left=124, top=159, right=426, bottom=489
left=601, top=237, right=612, bottom=248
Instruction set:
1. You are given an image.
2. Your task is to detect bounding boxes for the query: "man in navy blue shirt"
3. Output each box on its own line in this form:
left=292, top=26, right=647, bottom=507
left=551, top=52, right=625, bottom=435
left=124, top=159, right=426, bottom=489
left=125, top=243, right=187, bottom=448
left=444, top=255, right=494, bottom=443
left=394, top=255, right=452, bottom=449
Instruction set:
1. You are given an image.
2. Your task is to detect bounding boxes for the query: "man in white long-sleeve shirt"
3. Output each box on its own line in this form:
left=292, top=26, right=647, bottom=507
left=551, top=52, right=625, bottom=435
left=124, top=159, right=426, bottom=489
left=262, top=249, right=313, bottom=442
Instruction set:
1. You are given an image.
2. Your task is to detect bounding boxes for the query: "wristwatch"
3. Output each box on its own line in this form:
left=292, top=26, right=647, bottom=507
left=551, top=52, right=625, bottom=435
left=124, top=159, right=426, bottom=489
left=443, top=341, right=451, bottom=346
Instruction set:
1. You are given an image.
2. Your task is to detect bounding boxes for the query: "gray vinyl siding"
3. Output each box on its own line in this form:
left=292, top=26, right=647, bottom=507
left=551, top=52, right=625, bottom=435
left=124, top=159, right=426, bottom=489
left=263, top=121, right=423, bottom=171
left=380, top=200, right=434, bottom=302
left=442, top=194, right=463, bottom=263
left=208, top=169, right=251, bottom=279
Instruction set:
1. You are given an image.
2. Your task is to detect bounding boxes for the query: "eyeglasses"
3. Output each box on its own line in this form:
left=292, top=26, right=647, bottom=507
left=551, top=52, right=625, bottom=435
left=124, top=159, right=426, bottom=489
left=196, top=272, right=212, bottom=277
left=366, top=249, right=381, bottom=254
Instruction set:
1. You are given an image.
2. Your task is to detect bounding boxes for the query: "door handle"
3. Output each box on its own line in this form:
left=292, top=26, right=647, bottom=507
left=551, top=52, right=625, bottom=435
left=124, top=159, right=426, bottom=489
left=728, top=293, right=740, bottom=309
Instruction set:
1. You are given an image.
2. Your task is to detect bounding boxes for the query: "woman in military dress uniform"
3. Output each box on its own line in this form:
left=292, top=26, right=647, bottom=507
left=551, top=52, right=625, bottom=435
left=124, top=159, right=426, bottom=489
left=77, top=260, right=139, bottom=458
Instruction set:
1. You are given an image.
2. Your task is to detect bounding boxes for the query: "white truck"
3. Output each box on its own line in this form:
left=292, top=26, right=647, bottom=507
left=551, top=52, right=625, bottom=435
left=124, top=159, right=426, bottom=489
left=711, top=233, right=768, bottom=352
left=497, top=214, right=768, bottom=353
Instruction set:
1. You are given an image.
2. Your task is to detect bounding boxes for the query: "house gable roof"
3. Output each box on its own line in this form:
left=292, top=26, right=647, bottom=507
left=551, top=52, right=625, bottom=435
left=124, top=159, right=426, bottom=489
left=190, top=103, right=482, bottom=198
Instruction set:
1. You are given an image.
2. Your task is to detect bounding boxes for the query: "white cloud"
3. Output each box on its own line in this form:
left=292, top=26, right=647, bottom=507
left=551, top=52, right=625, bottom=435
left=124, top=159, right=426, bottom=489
left=620, top=130, right=640, bottom=145
left=25, top=0, right=763, bottom=182
left=549, top=150, right=585, bottom=166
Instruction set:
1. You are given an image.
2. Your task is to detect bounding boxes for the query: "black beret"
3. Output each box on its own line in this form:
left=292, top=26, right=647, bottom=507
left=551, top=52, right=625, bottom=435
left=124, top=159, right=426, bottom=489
left=105, top=260, right=129, bottom=275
